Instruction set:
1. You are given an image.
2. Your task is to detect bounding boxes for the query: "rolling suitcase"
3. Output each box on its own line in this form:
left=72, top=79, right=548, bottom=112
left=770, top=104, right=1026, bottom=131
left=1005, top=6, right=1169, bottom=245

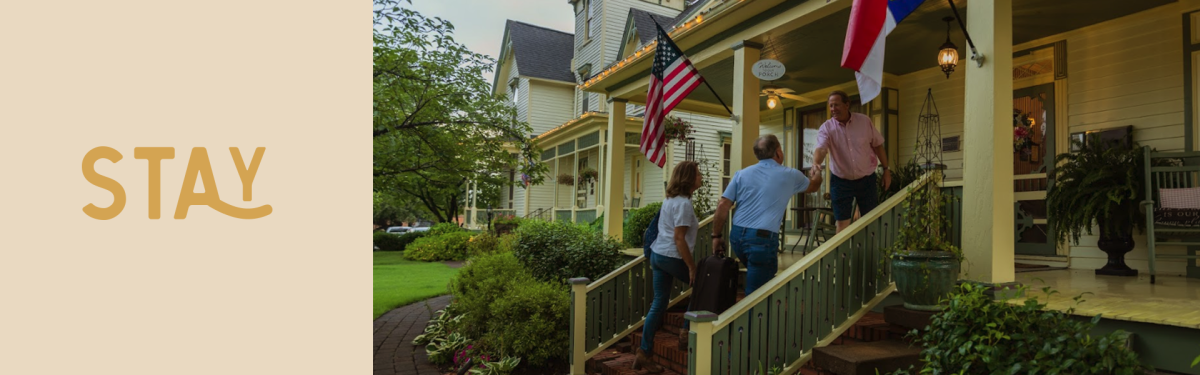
left=688, top=251, right=738, bottom=316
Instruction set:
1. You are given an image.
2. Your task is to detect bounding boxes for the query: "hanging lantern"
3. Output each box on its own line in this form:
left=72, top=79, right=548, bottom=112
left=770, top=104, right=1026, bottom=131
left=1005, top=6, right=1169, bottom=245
left=766, top=95, right=779, bottom=110
left=938, top=16, right=959, bottom=79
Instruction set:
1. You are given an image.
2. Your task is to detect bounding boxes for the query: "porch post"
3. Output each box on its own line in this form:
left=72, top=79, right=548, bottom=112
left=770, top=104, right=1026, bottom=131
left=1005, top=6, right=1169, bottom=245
left=523, top=180, right=531, bottom=217
left=467, top=179, right=476, bottom=229
left=603, top=99, right=628, bottom=239
left=732, top=41, right=763, bottom=171
left=961, top=0, right=1016, bottom=284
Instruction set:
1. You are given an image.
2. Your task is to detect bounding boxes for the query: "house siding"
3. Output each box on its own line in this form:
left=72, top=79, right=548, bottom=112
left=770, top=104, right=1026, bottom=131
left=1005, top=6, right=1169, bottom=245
left=528, top=81, right=576, bottom=135
left=896, top=68, right=967, bottom=180
left=517, top=78, right=531, bottom=124
left=576, top=0, right=604, bottom=117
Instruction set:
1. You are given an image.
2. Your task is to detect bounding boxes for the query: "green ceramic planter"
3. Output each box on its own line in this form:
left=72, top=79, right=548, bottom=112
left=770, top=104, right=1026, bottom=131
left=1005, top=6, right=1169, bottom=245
left=891, top=250, right=961, bottom=311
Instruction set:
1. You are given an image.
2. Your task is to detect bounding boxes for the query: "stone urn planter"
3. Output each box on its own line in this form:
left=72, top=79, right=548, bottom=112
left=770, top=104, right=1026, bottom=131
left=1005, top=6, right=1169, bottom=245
left=891, top=250, right=961, bottom=311
left=1095, top=227, right=1138, bottom=276
left=493, top=223, right=516, bottom=236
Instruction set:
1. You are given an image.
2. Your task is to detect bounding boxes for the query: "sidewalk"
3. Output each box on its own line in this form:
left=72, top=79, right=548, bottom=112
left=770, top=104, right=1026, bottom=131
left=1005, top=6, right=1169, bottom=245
left=373, top=295, right=452, bottom=375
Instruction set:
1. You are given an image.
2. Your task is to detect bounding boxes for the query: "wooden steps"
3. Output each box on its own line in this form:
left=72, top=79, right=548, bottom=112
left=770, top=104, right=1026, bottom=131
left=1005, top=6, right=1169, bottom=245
left=585, top=298, right=915, bottom=375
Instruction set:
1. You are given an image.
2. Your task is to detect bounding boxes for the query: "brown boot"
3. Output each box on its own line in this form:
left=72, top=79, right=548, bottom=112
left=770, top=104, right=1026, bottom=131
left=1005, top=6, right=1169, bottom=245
left=632, top=348, right=663, bottom=373
left=678, top=330, right=689, bottom=351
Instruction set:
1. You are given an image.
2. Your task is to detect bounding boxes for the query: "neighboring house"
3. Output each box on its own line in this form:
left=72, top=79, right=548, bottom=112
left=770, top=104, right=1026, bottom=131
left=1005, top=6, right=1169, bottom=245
left=470, top=0, right=740, bottom=233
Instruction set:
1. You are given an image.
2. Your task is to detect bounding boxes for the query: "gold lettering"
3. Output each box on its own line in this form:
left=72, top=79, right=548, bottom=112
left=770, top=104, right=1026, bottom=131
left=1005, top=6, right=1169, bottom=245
left=134, top=147, right=175, bottom=219
left=82, top=147, right=126, bottom=220
left=174, top=147, right=272, bottom=219
left=230, top=147, right=266, bottom=201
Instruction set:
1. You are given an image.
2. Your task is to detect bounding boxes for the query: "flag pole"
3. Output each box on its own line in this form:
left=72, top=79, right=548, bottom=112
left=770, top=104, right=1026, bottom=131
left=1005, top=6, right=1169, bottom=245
left=651, top=19, right=733, bottom=116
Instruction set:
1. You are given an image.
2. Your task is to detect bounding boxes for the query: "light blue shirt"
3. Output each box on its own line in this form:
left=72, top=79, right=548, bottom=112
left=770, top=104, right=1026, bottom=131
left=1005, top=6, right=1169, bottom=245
left=721, top=159, right=811, bottom=232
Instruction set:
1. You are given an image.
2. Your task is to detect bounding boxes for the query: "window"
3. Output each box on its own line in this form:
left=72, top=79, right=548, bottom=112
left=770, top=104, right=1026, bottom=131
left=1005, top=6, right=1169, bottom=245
left=508, top=170, right=515, bottom=209
left=511, top=83, right=519, bottom=104
left=581, top=92, right=589, bottom=113
left=721, top=141, right=731, bottom=192
left=585, top=0, right=593, bottom=40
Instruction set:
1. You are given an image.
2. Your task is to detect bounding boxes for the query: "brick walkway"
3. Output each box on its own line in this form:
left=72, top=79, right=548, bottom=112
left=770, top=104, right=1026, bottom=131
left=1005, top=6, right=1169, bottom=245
left=374, top=295, right=453, bottom=375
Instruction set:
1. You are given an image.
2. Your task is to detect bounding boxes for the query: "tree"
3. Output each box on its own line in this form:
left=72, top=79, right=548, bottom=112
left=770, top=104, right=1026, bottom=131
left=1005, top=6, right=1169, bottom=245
left=373, top=0, right=547, bottom=223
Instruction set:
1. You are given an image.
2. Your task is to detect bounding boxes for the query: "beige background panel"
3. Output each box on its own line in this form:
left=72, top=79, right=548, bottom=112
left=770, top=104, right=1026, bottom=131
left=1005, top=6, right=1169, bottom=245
left=0, top=1, right=369, bottom=374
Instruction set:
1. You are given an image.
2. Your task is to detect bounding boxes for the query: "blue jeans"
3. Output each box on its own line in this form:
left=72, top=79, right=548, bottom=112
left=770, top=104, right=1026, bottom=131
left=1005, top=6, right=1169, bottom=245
left=641, top=251, right=690, bottom=354
left=730, top=225, right=779, bottom=296
left=830, top=173, right=879, bottom=221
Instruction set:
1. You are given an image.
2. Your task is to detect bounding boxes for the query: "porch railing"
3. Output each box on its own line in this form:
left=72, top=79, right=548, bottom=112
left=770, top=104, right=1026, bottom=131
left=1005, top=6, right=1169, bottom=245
left=556, top=209, right=573, bottom=223
left=568, top=215, right=724, bottom=375
left=525, top=207, right=553, bottom=222
left=684, top=172, right=938, bottom=375
left=576, top=209, right=598, bottom=224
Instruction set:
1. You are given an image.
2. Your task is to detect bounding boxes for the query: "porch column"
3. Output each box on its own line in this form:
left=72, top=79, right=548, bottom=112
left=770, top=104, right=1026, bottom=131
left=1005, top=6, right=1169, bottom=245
left=961, top=0, right=1015, bottom=284
left=603, top=99, right=628, bottom=239
left=732, top=41, right=763, bottom=171
left=523, top=176, right=531, bottom=217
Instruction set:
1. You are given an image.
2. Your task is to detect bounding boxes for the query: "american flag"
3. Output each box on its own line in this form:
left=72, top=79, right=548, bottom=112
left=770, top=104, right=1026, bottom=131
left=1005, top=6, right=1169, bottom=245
left=641, top=25, right=703, bottom=167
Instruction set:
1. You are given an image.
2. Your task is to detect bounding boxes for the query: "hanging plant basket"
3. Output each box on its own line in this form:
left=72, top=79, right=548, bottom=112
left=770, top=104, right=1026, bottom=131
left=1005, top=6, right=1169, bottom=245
left=662, top=115, right=694, bottom=146
left=556, top=173, right=575, bottom=186
left=578, top=168, right=599, bottom=194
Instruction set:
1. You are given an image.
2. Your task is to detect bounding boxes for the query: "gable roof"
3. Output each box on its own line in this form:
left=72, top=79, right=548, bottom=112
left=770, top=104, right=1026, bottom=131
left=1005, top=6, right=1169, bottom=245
left=671, top=0, right=709, bottom=26
left=503, top=20, right=576, bottom=84
left=627, top=8, right=675, bottom=45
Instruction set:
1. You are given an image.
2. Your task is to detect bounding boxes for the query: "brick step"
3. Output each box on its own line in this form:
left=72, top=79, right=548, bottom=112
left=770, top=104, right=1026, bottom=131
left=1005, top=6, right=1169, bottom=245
left=630, top=333, right=689, bottom=370
left=593, top=353, right=685, bottom=375
left=810, top=340, right=922, bottom=375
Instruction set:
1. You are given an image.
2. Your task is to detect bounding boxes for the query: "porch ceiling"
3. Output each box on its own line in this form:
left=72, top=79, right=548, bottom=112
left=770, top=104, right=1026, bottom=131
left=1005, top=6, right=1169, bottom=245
left=653, top=0, right=1176, bottom=111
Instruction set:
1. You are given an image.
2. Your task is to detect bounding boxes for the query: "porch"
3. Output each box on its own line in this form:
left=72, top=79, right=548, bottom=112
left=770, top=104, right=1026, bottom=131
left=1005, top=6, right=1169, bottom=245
left=569, top=0, right=1200, bottom=373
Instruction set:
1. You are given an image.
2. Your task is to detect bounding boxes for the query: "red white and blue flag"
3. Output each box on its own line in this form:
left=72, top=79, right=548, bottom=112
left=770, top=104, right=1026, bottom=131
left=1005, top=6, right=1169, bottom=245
left=642, top=24, right=703, bottom=168
left=841, top=0, right=926, bottom=103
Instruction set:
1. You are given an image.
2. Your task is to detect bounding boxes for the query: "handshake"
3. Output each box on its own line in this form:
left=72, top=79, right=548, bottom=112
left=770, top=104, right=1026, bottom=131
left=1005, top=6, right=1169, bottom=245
left=807, top=163, right=824, bottom=180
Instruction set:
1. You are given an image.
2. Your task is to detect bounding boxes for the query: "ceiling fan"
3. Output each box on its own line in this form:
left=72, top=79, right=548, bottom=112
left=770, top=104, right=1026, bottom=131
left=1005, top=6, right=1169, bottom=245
left=760, top=84, right=815, bottom=109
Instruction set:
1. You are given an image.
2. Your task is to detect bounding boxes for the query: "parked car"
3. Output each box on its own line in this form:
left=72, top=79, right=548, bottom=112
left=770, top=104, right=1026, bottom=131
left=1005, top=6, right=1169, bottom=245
left=409, top=226, right=430, bottom=233
left=386, top=226, right=411, bottom=235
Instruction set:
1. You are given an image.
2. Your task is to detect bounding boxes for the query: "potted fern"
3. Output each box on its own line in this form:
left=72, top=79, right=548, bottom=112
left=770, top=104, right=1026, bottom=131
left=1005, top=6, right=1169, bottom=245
left=1046, top=134, right=1145, bottom=276
left=885, top=169, right=963, bottom=311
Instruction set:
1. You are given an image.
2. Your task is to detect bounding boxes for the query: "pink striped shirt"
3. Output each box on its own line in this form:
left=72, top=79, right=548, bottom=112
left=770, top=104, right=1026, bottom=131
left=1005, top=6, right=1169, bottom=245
left=816, top=112, right=883, bottom=180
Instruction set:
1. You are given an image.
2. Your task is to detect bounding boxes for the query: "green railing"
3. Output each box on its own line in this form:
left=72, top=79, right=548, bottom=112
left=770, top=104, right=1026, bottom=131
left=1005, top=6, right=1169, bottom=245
left=685, top=172, right=938, bottom=375
left=568, top=215, right=723, bottom=375
left=576, top=209, right=598, bottom=224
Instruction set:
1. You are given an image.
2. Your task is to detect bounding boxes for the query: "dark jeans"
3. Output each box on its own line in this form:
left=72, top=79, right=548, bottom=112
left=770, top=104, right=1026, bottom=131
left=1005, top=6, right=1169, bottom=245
left=730, top=225, right=779, bottom=296
left=640, top=251, right=690, bottom=354
left=830, top=173, right=879, bottom=221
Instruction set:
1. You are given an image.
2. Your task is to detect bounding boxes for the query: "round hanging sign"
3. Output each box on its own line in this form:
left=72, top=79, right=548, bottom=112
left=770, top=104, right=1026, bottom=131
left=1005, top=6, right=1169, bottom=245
left=752, top=59, right=785, bottom=80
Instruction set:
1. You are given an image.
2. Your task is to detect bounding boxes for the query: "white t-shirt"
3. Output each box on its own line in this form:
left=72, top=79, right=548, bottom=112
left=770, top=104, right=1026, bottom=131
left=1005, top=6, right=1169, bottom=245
left=651, top=196, right=699, bottom=259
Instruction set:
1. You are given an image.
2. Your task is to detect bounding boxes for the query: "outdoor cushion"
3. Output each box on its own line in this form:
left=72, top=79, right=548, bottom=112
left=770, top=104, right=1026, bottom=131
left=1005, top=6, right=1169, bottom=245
left=1159, top=187, right=1200, bottom=209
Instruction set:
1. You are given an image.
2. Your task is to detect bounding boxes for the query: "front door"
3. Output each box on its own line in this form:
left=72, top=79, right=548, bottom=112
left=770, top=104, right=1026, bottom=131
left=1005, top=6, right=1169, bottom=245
left=1013, top=83, right=1056, bottom=256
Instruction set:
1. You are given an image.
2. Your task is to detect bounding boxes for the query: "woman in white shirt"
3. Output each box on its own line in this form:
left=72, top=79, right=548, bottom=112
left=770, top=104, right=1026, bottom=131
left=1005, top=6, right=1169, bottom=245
left=633, top=161, right=702, bottom=373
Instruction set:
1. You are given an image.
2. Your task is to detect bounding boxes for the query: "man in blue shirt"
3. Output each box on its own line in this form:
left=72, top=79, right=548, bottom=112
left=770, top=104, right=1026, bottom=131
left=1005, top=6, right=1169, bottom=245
left=712, top=134, right=823, bottom=295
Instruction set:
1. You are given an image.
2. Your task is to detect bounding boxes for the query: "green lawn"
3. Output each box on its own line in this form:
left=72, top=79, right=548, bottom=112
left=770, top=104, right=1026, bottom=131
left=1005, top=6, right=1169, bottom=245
left=373, top=252, right=459, bottom=319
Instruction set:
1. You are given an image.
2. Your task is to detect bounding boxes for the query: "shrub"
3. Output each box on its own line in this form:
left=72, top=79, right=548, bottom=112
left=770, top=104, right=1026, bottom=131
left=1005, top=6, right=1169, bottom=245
left=495, top=233, right=519, bottom=254
left=374, top=231, right=404, bottom=251
left=890, top=283, right=1144, bottom=374
left=483, top=277, right=570, bottom=366
left=405, top=232, right=473, bottom=261
left=513, top=220, right=624, bottom=284
left=622, top=202, right=662, bottom=248
left=395, top=231, right=429, bottom=251
left=466, top=233, right=505, bottom=257
left=449, top=253, right=532, bottom=339
left=430, top=222, right=466, bottom=236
